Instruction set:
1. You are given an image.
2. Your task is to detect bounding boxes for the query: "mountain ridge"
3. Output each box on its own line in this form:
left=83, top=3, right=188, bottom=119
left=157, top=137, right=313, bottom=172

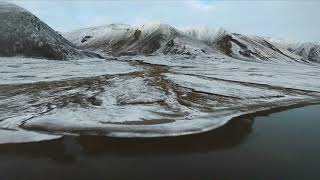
left=1, top=3, right=318, bottom=63
left=63, top=23, right=216, bottom=56
left=0, top=2, right=101, bottom=60
left=291, top=42, right=320, bottom=63
left=64, top=22, right=318, bottom=63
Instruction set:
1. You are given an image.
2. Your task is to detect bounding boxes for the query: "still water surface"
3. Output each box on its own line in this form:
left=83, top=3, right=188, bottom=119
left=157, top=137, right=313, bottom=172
left=0, top=105, right=319, bottom=180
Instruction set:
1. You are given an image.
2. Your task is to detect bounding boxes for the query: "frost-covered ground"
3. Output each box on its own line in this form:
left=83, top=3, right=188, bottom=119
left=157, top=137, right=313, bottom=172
left=1, top=56, right=320, bottom=144
left=136, top=55, right=320, bottom=92
left=0, top=57, right=140, bottom=84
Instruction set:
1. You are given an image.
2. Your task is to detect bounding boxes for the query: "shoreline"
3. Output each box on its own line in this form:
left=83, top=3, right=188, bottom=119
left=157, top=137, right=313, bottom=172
left=1, top=97, right=318, bottom=146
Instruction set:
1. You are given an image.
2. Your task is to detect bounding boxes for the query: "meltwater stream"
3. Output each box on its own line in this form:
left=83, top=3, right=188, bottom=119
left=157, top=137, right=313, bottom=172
left=0, top=104, right=319, bottom=180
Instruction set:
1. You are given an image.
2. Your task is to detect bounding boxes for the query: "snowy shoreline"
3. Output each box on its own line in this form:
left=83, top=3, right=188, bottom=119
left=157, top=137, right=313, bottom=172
left=1, top=98, right=319, bottom=145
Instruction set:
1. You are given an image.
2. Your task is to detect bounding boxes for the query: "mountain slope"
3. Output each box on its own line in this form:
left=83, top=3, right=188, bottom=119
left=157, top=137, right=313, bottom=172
left=0, top=3, right=101, bottom=60
left=64, top=23, right=215, bottom=56
left=65, top=24, right=308, bottom=62
left=185, top=29, right=303, bottom=62
left=291, top=43, right=320, bottom=62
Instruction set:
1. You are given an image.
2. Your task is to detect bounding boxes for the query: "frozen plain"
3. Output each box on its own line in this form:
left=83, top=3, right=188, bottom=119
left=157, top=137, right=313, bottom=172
left=1, top=55, right=320, bottom=144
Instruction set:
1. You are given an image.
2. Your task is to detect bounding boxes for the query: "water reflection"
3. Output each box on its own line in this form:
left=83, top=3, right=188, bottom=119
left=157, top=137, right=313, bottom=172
left=1, top=104, right=313, bottom=161
left=78, top=116, right=253, bottom=156
left=1, top=104, right=319, bottom=180
left=0, top=115, right=254, bottom=160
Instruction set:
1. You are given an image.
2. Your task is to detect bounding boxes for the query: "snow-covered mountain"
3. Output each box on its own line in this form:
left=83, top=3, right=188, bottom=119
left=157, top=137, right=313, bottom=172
left=183, top=28, right=302, bottom=62
left=64, top=23, right=215, bottom=56
left=1, top=2, right=318, bottom=63
left=265, top=37, right=300, bottom=51
left=266, top=38, right=320, bottom=62
left=65, top=23, right=308, bottom=62
left=291, top=43, right=320, bottom=62
left=213, top=33, right=304, bottom=62
left=0, top=3, right=101, bottom=60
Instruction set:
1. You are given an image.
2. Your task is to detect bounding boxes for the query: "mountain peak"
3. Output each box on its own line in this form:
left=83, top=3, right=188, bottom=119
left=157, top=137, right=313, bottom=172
left=0, top=2, right=26, bottom=12
left=139, top=22, right=180, bottom=36
left=62, top=22, right=319, bottom=62
left=183, top=27, right=229, bottom=44
left=0, top=3, right=100, bottom=60
left=293, top=43, right=320, bottom=62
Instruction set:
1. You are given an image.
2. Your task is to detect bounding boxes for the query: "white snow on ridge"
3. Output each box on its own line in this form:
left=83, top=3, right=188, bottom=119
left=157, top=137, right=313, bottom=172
left=64, top=23, right=181, bottom=47
left=63, top=23, right=177, bottom=48
left=64, top=22, right=215, bottom=56
left=0, top=2, right=28, bottom=13
left=140, top=23, right=179, bottom=36
left=63, top=23, right=316, bottom=62
left=182, top=26, right=227, bottom=44
left=266, top=37, right=301, bottom=50
left=63, top=24, right=135, bottom=48
left=292, top=43, right=320, bottom=62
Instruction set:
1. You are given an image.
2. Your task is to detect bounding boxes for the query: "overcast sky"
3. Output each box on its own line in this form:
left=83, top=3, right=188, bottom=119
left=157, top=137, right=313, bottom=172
left=11, top=0, right=320, bottom=42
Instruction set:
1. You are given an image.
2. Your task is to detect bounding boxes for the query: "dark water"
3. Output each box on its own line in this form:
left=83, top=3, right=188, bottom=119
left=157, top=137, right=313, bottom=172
left=0, top=105, right=319, bottom=180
